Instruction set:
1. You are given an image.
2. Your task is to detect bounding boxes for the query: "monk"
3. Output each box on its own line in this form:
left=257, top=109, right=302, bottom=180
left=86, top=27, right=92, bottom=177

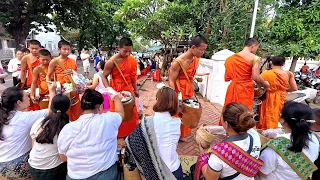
left=224, top=38, right=269, bottom=112
left=102, top=37, right=139, bottom=138
left=46, top=40, right=81, bottom=121
left=258, top=56, right=297, bottom=129
left=169, top=35, right=209, bottom=139
left=20, top=40, right=42, bottom=111
left=30, top=49, right=52, bottom=110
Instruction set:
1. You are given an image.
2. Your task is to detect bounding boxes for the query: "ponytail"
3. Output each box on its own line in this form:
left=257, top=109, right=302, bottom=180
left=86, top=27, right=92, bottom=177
left=281, top=102, right=312, bottom=152
left=36, top=94, right=70, bottom=144
left=0, top=87, right=23, bottom=140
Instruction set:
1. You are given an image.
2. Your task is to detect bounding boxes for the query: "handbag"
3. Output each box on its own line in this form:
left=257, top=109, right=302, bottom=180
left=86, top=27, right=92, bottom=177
left=176, top=59, right=202, bottom=128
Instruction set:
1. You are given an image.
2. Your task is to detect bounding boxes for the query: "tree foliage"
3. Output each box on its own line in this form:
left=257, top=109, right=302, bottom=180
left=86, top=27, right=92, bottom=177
left=0, top=0, right=54, bottom=47
left=54, top=0, right=128, bottom=52
left=114, top=0, right=196, bottom=47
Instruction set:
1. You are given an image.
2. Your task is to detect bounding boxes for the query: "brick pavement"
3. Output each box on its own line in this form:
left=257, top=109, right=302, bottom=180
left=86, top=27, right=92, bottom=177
left=138, top=77, right=223, bottom=156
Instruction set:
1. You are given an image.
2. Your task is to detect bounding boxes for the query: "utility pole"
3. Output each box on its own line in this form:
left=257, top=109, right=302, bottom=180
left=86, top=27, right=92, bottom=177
left=250, top=0, right=259, bottom=38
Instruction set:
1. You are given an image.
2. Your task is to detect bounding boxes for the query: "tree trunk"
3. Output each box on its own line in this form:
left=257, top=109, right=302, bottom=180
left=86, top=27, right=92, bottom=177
left=12, top=28, right=27, bottom=48
left=289, top=56, right=298, bottom=72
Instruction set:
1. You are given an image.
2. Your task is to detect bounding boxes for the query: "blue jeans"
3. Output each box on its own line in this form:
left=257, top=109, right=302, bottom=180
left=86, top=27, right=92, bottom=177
left=66, top=163, right=118, bottom=180
left=172, top=165, right=183, bottom=180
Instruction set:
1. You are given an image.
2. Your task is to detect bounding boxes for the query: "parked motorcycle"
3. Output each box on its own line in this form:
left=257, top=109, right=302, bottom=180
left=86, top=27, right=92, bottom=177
left=311, top=75, right=320, bottom=104
left=294, top=71, right=313, bottom=90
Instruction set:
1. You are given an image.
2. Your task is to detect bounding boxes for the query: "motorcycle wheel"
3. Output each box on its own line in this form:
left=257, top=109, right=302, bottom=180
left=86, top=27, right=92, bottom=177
left=313, top=95, right=320, bottom=104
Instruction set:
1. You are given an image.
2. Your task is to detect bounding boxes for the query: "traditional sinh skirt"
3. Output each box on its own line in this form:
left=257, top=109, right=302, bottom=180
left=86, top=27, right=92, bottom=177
left=0, top=151, right=32, bottom=179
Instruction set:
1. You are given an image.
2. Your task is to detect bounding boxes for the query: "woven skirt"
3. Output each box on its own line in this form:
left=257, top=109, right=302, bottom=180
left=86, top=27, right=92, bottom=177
left=0, top=151, right=32, bottom=179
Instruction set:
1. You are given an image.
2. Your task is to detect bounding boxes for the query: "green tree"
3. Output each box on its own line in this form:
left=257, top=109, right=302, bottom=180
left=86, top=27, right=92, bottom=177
left=0, top=0, right=53, bottom=47
left=54, top=0, right=128, bottom=52
left=266, top=0, right=320, bottom=71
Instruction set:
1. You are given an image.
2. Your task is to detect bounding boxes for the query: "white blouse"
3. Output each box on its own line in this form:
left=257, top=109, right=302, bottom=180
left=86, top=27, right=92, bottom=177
left=153, top=112, right=181, bottom=172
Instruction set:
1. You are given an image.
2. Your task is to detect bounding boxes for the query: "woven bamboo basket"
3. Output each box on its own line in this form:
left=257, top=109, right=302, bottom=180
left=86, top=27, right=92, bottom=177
left=196, top=124, right=226, bottom=149
left=257, top=129, right=270, bottom=145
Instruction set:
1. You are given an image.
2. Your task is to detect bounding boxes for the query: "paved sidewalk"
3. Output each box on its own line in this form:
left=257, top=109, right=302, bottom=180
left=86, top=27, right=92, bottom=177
left=138, top=78, right=223, bottom=156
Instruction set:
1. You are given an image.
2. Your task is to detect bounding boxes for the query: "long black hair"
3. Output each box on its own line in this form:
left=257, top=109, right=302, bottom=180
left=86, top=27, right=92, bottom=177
left=281, top=102, right=313, bottom=152
left=0, top=87, right=24, bottom=140
left=36, top=94, right=70, bottom=144
left=81, top=89, right=103, bottom=111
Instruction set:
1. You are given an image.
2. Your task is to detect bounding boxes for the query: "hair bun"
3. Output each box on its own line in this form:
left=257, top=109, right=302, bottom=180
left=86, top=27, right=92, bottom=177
left=236, top=111, right=256, bottom=132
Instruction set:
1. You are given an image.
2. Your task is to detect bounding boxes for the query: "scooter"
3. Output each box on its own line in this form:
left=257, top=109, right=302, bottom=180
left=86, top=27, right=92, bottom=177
left=286, top=88, right=317, bottom=105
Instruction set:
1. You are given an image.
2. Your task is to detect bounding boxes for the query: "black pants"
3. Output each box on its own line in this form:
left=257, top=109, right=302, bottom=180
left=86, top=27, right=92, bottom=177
left=13, top=77, right=21, bottom=86
left=29, top=162, right=67, bottom=180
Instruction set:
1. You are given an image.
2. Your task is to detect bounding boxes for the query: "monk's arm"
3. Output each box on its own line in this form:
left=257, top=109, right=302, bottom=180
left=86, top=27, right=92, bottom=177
left=30, top=68, right=39, bottom=102
left=287, top=71, right=298, bottom=92
left=20, top=57, right=27, bottom=85
left=46, top=60, right=56, bottom=82
left=168, top=62, right=180, bottom=89
left=252, top=60, right=269, bottom=88
left=101, top=60, right=113, bottom=87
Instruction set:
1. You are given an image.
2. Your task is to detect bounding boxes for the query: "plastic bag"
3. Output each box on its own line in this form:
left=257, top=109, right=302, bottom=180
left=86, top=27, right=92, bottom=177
left=135, top=97, right=144, bottom=115
left=71, top=70, right=86, bottom=94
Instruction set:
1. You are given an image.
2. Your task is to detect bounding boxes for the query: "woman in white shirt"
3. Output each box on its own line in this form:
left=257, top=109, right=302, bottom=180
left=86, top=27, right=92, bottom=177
left=57, top=88, right=124, bottom=180
left=153, top=86, right=182, bottom=179
left=0, top=84, right=56, bottom=180
left=126, top=86, right=182, bottom=179
left=258, top=102, right=319, bottom=180
left=8, top=49, right=23, bottom=86
left=28, top=94, right=70, bottom=180
left=197, top=102, right=262, bottom=180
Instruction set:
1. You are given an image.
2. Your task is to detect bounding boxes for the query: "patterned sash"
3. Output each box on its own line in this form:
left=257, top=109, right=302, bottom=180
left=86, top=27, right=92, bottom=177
left=194, top=133, right=263, bottom=180
left=262, top=137, right=317, bottom=180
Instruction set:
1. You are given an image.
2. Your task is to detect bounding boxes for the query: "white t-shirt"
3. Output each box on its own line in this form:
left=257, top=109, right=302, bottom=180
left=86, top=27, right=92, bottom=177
left=153, top=112, right=181, bottom=172
left=80, top=53, right=90, bottom=66
left=57, top=112, right=122, bottom=179
left=259, top=133, right=319, bottom=180
left=68, top=54, right=78, bottom=62
left=208, top=128, right=261, bottom=180
left=7, top=58, right=21, bottom=77
left=28, top=118, right=64, bottom=170
left=0, top=109, right=48, bottom=162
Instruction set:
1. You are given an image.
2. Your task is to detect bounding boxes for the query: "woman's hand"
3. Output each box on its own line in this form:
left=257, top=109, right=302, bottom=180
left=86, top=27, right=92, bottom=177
left=48, top=81, right=57, bottom=94
left=105, top=87, right=119, bottom=100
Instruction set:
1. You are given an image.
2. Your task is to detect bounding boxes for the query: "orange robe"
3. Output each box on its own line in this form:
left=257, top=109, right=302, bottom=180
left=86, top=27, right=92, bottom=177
left=38, top=67, right=49, bottom=96
left=27, top=59, right=41, bottom=87
left=109, top=56, right=138, bottom=138
left=55, top=58, right=81, bottom=121
left=258, top=70, right=288, bottom=130
left=224, top=54, right=255, bottom=110
left=174, top=57, right=200, bottom=138
left=26, top=59, right=41, bottom=111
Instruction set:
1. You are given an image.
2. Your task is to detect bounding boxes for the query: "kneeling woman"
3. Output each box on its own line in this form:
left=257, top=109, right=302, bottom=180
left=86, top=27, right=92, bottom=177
left=57, top=88, right=124, bottom=180
left=257, top=102, right=319, bottom=180
left=195, top=102, right=263, bottom=180
left=126, top=86, right=183, bottom=179
left=28, top=94, right=70, bottom=180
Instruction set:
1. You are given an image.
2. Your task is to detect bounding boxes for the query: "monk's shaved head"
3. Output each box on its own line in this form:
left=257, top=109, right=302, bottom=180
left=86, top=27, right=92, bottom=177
left=244, top=38, right=259, bottom=47
left=119, top=37, right=133, bottom=47
left=189, top=35, right=208, bottom=48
